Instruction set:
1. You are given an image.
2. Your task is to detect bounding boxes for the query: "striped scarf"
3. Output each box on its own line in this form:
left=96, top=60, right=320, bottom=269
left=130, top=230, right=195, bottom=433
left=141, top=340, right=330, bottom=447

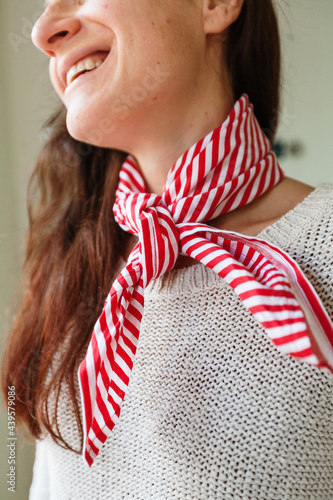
left=78, top=95, right=333, bottom=467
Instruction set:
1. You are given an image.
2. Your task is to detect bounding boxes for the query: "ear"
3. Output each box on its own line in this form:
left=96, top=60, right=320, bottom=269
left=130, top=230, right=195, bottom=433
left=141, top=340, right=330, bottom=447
left=202, top=0, right=244, bottom=35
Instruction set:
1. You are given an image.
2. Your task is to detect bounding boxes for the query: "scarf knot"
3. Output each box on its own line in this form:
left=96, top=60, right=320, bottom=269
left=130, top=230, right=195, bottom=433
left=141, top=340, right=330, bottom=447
left=114, top=188, right=180, bottom=286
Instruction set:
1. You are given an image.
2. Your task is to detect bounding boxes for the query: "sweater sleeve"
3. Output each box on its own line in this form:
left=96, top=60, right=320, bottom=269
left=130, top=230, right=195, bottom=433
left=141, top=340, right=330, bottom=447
left=29, top=440, right=50, bottom=500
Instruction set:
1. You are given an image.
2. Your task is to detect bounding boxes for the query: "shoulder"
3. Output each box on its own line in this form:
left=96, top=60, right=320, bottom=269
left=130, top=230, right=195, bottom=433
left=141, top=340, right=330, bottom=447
left=209, top=178, right=333, bottom=237
left=256, top=177, right=316, bottom=221
left=257, top=181, right=333, bottom=250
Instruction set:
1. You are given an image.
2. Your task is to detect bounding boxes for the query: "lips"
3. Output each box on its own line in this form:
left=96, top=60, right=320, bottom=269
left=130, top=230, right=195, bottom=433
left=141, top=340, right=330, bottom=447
left=60, top=49, right=110, bottom=89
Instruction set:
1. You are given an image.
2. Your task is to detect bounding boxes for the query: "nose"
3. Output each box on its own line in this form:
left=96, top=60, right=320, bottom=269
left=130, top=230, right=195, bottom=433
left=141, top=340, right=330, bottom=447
left=31, top=5, right=81, bottom=57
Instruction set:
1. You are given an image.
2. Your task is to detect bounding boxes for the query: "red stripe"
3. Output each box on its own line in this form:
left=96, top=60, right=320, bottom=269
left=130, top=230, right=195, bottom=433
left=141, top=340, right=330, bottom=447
left=127, top=303, right=142, bottom=323
left=140, top=215, right=154, bottom=283
left=241, top=166, right=260, bottom=206
left=78, top=358, right=92, bottom=433
left=288, top=347, right=314, bottom=358
left=241, top=247, right=256, bottom=268
left=239, top=288, right=296, bottom=301
left=114, top=343, right=133, bottom=371
left=251, top=303, right=301, bottom=314
left=272, top=330, right=308, bottom=346
left=261, top=317, right=306, bottom=329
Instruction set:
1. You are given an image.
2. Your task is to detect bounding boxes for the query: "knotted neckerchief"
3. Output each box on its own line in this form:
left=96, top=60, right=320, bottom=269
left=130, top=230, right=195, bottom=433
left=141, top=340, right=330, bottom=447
left=78, top=95, right=333, bottom=467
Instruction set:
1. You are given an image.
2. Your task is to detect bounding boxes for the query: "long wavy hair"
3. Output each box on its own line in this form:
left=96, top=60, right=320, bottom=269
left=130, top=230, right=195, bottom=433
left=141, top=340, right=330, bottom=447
left=1, top=0, right=281, bottom=454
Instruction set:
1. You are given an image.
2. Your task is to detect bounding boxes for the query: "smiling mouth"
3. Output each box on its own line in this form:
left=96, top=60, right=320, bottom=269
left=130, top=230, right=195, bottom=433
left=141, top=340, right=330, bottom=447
left=66, top=52, right=109, bottom=87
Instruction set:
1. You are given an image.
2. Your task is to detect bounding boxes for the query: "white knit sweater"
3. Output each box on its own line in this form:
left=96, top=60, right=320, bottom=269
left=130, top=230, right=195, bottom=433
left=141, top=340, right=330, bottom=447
left=29, top=184, right=333, bottom=500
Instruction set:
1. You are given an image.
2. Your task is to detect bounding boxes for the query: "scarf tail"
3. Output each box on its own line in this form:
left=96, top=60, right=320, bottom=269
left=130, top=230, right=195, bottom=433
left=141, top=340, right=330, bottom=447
left=78, top=262, right=145, bottom=467
left=179, top=223, right=333, bottom=371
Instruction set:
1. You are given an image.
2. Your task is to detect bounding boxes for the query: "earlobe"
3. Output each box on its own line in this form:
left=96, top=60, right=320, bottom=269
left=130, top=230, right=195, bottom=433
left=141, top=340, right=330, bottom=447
left=202, top=0, right=244, bottom=35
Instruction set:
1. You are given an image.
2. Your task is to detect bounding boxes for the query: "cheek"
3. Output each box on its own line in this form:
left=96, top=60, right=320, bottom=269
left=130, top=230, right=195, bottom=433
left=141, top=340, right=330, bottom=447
left=49, top=59, right=66, bottom=103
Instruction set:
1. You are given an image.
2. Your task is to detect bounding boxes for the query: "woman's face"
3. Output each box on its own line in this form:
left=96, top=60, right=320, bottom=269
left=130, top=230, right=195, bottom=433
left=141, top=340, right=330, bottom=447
left=32, top=0, right=210, bottom=148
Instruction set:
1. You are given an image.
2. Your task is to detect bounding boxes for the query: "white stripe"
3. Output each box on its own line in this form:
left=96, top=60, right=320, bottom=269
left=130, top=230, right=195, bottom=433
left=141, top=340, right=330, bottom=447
left=118, top=334, right=136, bottom=361
left=110, top=370, right=129, bottom=394
left=79, top=344, right=96, bottom=431
left=208, top=183, right=233, bottom=220
left=228, top=169, right=256, bottom=212
left=264, top=156, right=274, bottom=191
left=123, top=312, right=141, bottom=339
left=108, top=387, right=123, bottom=406
left=300, top=354, right=320, bottom=365
left=244, top=109, right=253, bottom=170
left=86, top=428, right=101, bottom=452
left=263, top=274, right=289, bottom=288
left=129, top=295, right=144, bottom=315
left=94, top=380, right=118, bottom=432
left=254, top=309, right=304, bottom=324
left=267, top=321, right=308, bottom=339
left=114, top=352, right=132, bottom=379
left=218, top=118, right=236, bottom=181
left=243, top=294, right=300, bottom=309
left=232, top=280, right=264, bottom=296
left=172, top=196, right=187, bottom=221
left=202, top=128, right=215, bottom=149
left=203, top=141, right=213, bottom=179
left=180, top=235, right=206, bottom=254
left=121, top=328, right=139, bottom=356
left=232, top=111, right=246, bottom=178
left=96, top=368, right=110, bottom=404
left=250, top=166, right=264, bottom=199
left=187, top=243, right=225, bottom=263
left=251, top=259, right=274, bottom=280
left=215, top=263, right=251, bottom=282
left=273, top=336, right=312, bottom=355
left=178, top=157, right=193, bottom=199
left=91, top=322, right=107, bottom=379
left=183, top=194, right=205, bottom=221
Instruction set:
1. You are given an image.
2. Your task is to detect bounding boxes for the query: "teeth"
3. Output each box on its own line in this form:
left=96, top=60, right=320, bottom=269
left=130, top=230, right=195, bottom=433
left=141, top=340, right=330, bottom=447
left=66, top=67, right=77, bottom=86
left=66, top=57, right=104, bottom=86
left=85, top=57, right=96, bottom=70
left=76, top=60, right=85, bottom=73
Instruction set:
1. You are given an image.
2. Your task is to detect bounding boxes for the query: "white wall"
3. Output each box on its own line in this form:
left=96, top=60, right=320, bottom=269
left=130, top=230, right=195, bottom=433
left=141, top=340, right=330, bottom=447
left=277, top=0, right=333, bottom=184
left=0, top=1, right=332, bottom=498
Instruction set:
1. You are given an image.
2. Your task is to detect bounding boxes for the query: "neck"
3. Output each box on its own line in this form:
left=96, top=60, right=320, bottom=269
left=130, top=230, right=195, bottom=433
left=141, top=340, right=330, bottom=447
left=126, top=81, right=235, bottom=195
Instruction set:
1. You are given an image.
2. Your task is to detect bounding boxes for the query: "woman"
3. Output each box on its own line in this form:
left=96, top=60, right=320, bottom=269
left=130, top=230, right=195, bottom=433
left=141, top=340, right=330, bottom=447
left=2, top=0, right=333, bottom=498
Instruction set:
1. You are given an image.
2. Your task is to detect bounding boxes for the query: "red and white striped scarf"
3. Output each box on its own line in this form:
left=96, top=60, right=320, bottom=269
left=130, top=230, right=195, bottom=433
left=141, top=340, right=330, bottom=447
left=78, top=95, right=333, bottom=467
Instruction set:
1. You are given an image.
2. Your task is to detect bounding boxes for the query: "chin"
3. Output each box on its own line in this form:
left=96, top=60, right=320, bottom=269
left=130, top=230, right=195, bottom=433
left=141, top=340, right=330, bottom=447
left=65, top=113, right=99, bottom=147
left=66, top=104, right=121, bottom=149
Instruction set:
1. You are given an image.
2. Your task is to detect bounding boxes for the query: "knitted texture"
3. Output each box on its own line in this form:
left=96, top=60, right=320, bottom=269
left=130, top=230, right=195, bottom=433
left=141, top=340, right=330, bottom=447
left=29, top=184, right=333, bottom=500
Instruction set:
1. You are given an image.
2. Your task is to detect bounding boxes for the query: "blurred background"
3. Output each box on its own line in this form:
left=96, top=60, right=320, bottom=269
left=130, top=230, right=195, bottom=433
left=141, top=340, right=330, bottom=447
left=0, top=0, right=332, bottom=498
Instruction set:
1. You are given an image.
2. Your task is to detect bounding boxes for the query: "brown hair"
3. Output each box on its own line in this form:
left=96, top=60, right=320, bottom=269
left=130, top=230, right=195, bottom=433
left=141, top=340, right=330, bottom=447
left=1, top=0, right=281, bottom=453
